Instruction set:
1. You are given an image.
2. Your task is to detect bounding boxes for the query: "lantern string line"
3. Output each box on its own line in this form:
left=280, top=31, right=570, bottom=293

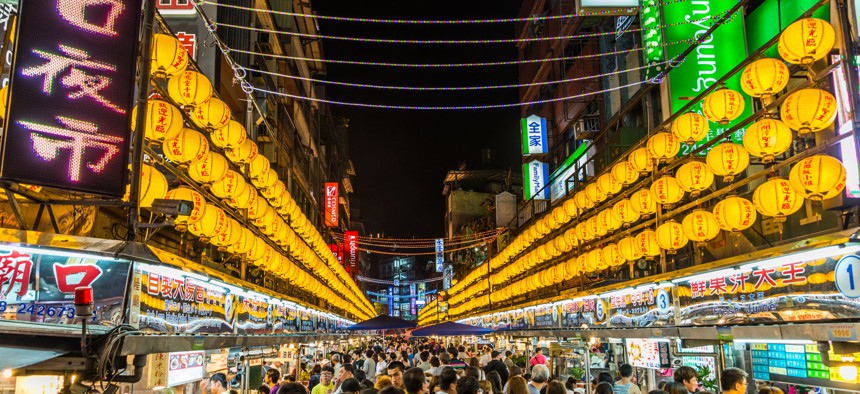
left=356, top=237, right=499, bottom=256
left=212, top=12, right=729, bottom=45
left=249, top=80, right=646, bottom=110
left=226, top=37, right=697, bottom=68
left=242, top=61, right=670, bottom=91
left=332, top=232, right=500, bottom=248
left=332, top=229, right=502, bottom=243
left=200, top=0, right=689, bottom=24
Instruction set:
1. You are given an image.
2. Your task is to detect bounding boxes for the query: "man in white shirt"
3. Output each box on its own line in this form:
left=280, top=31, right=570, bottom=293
left=478, top=346, right=493, bottom=367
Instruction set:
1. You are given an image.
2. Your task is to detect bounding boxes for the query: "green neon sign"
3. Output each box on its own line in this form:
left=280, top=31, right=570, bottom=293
left=640, top=0, right=666, bottom=81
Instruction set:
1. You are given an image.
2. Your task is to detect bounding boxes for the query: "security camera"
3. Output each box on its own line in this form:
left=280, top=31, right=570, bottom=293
left=150, top=198, right=194, bottom=217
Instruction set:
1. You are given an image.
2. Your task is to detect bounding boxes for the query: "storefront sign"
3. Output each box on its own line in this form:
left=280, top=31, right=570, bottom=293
left=236, top=293, right=270, bottom=334
left=324, top=182, right=339, bottom=227
left=509, top=309, right=527, bottom=330
left=157, top=0, right=196, bottom=15
left=329, top=243, right=343, bottom=265
left=561, top=297, right=610, bottom=328
left=523, top=160, right=549, bottom=200
left=299, top=310, right=315, bottom=332
left=533, top=305, right=560, bottom=328
left=521, top=115, right=548, bottom=155
left=663, top=0, right=752, bottom=156
left=609, top=286, right=674, bottom=327
left=167, top=351, right=205, bottom=387
left=345, top=231, right=358, bottom=274
left=1, top=0, right=142, bottom=196
left=435, top=238, right=444, bottom=272
left=626, top=338, right=671, bottom=369
left=639, top=0, right=665, bottom=81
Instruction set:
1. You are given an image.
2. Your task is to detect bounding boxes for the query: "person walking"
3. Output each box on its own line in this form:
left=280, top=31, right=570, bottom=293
left=528, top=365, right=549, bottom=394
left=529, top=349, right=546, bottom=366
left=363, top=351, right=377, bottom=382
left=613, top=365, right=640, bottom=394
left=483, top=351, right=509, bottom=385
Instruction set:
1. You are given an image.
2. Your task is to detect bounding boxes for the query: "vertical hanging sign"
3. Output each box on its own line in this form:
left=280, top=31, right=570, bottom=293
left=523, top=160, right=550, bottom=200
left=324, top=182, right=339, bottom=227
left=640, top=0, right=666, bottom=82
left=435, top=238, right=444, bottom=272
left=345, top=231, right=358, bottom=274
left=1, top=0, right=143, bottom=196
left=521, top=115, right=548, bottom=155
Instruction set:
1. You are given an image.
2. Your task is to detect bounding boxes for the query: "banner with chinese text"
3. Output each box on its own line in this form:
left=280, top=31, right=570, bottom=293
left=609, top=286, right=675, bottom=327
left=561, top=297, right=609, bottom=328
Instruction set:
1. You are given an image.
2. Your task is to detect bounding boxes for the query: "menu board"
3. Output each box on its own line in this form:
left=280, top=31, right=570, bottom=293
left=625, top=338, right=671, bottom=369
left=276, top=303, right=299, bottom=333
left=299, top=310, right=315, bottom=332
left=236, top=294, right=269, bottom=334
left=676, top=254, right=860, bottom=326
left=561, top=297, right=609, bottom=328
left=533, top=305, right=560, bottom=328
left=749, top=342, right=859, bottom=390
left=609, top=287, right=674, bottom=327
left=509, top=309, right=527, bottom=330
left=167, top=351, right=205, bottom=387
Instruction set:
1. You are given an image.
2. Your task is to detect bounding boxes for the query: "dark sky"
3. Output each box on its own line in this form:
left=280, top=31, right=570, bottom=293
left=313, top=0, right=524, bottom=238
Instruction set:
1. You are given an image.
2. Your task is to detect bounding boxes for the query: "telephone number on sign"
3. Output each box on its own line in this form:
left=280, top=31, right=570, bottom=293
left=0, top=302, right=76, bottom=318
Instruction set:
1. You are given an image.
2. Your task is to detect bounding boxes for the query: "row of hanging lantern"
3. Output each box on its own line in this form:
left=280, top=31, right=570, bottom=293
left=446, top=18, right=845, bottom=319
left=142, top=33, right=374, bottom=319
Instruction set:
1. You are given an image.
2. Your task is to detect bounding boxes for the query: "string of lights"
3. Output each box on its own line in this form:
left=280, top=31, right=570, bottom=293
left=332, top=234, right=498, bottom=249
left=357, top=239, right=496, bottom=256
left=213, top=12, right=728, bottom=45
left=331, top=229, right=502, bottom=243
left=244, top=61, right=670, bottom=91
left=357, top=276, right=444, bottom=285
left=201, top=0, right=690, bottom=24
left=226, top=37, right=694, bottom=68
left=250, top=80, right=646, bottom=110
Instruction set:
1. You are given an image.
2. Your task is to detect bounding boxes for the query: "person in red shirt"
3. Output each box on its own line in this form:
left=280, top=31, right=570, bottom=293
left=529, top=348, right=547, bottom=366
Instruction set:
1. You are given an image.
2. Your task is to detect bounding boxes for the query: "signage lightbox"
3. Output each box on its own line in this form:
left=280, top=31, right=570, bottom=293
left=523, top=160, right=550, bottom=200
left=1, top=0, right=143, bottom=196
left=640, top=0, right=665, bottom=81
left=324, top=182, right=339, bottom=227
left=345, top=231, right=358, bottom=274
left=167, top=351, right=205, bottom=387
left=625, top=339, right=671, bottom=369
left=521, top=115, right=548, bottom=155
left=435, top=238, right=444, bottom=272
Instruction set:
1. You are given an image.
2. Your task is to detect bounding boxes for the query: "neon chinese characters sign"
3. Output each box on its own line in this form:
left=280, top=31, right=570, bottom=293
left=1, top=0, right=143, bottom=196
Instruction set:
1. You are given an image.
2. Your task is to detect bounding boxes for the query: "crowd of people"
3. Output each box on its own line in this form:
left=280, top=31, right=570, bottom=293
left=197, top=338, right=775, bottom=394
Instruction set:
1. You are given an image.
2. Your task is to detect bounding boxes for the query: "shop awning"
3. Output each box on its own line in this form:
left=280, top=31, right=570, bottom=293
left=348, top=315, right=417, bottom=331
left=0, top=348, right=66, bottom=371
left=411, top=321, right=492, bottom=337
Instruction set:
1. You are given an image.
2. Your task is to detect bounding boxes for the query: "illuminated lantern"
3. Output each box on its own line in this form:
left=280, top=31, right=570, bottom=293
left=564, top=228, right=579, bottom=248
left=656, top=221, right=688, bottom=253
left=617, top=236, right=643, bottom=261
left=188, top=203, right=228, bottom=242
left=252, top=169, right=278, bottom=190
left=702, top=88, right=745, bottom=125
left=628, top=147, right=654, bottom=174
left=551, top=206, right=571, bottom=227
left=210, top=170, right=248, bottom=200
left=263, top=180, right=286, bottom=201
left=249, top=154, right=271, bottom=180
left=576, top=253, right=589, bottom=273
left=778, top=18, right=836, bottom=66
left=611, top=160, right=639, bottom=186
left=188, top=152, right=229, bottom=187
left=635, top=230, right=661, bottom=258
left=671, top=113, right=709, bottom=145
left=650, top=176, right=685, bottom=207
left=575, top=222, right=592, bottom=242
left=743, top=118, right=793, bottom=164
left=647, top=132, right=681, bottom=162
left=191, top=98, right=231, bottom=132
left=629, top=188, right=657, bottom=215
left=233, top=228, right=255, bottom=254
left=713, top=196, right=757, bottom=232
left=788, top=154, right=847, bottom=201
left=587, top=249, right=605, bottom=271
left=132, top=99, right=183, bottom=143
left=753, top=178, right=803, bottom=222
left=740, top=58, right=790, bottom=100
left=212, top=120, right=247, bottom=149
left=228, top=184, right=258, bottom=209
left=585, top=182, right=607, bottom=205
left=706, top=142, right=749, bottom=182
left=150, top=33, right=189, bottom=78
left=565, top=257, right=579, bottom=279
left=612, top=198, right=641, bottom=226
left=562, top=198, right=579, bottom=219
left=212, top=218, right=242, bottom=249
left=587, top=216, right=607, bottom=237
left=779, top=88, right=838, bottom=134
left=167, top=70, right=213, bottom=109
left=675, top=161, right=714, bottom=197
left=226, top=138, right=259, bottom=164
left=554, top=232, right=572, bottom=253
left=597, top=209, right=621, bottom=233
left=597, top=173, right=622, bottom=197
left=574, top=190, right=594, bottom=210
left=254, top=205, right=277, bottom=231
left=163, top=128, right=209, bottom=166
left=681, top=210, right=721, bottom=242
left=246, top=238, right=268, bottom=261
left=602, top=243, right=625, bottom=267
left=139, top=164, right=168, bottom=208
left=164, top=187, right=206, bottom=230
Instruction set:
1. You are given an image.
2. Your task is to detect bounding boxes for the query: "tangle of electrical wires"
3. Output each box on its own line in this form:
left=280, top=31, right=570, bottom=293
left=92, top=324, right=139, bottom=392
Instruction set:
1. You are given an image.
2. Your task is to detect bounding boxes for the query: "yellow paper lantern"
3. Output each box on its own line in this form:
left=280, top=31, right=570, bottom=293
left=246, top=237, right=268, bottom=261
left=188, top=152, right=229, bottom=186
left=611, top=160, right=640, bottom=186
left=597, top=208, right=621, bottom=233
left=743, top=118, right=793, bottom=164
left=564, top=228, right=579, bottom=249
left=263, top=180, right=287, bottom=201
left=554, top=232, right=572, bottom=253
left=602, top=243, right=625, bottom=267
left=612, top=198, right=641, bottom=225
left=675, top=161, right=714, bottom=197
left=150, top=33, right=189, bottom=78
left=713, top=196, right=757, bottom=232
left=254, top=205, right=277, bottom=231
left=167, top=70, right=213, bottom=109
left=650, top=176, right=685, bottom=207
left=585, top=182, right=606, bottom=205
left=188, top=203, right=228, bottom=242
left=139, top=164, right=168, bottom=208
left=779, top=88, right=838, bottom=134
left=753, top=178, right=804, bottom=222
left=249, top=153, right=271, bottom=179
left=191, top=98, right=231, bottom=132
left=618, top=236, right=642, bottom=261
left=629, top=188, right=657, bottom=215
left=587, top=216, right=607, bottom=237
left=226, top=138, right=259, bottom=164
left=647, top=132, right=681, bottom=162
left=574, top=190, right=594, bottom=210
left=132, top=99, right=183, bottom=143
left=552, top=206, right=571, bottom=227
left=778, top=18, right=836, bottom=66
left=212, top=120, right=247, bottom=149
left=252, top=169, right=278, bottom=190
left=635, top=230, right=661, bottom=258
left=233, top=228, right=255, bottom=254
left=587, top=249, right=605, bottom=271
left=228, top=184, right=258, bottom=209
left=740, top=58, right=790, bottom=100
left=597, top=173, right=622, bottom=196
left=681, top=210, right=721, bottom=242
left=628, top=147, right=654, bottom=174
left=656, top=221, right=688, bottom=253
left=212, top=218, right=242, bottom=248
left=671, top=113, right=709, bottom=146
left=210, top=170, right=248, bottom=200
left=702, top=88, right=745, bottom=125
left=164, top=187, right=207, bottom=230
left=163, top=127, right=209, bottom=166
left=0, top=85, right=7, bottom=118
left=706, top=142, right=749, bottom=182
left=247, top=195, right=270, bottom=220
left=575, top=222, right=592, bottom=242
left=576, top=254, right=589, bottom=273
left=789, top=155, right=847, bottom=201
left=562, top=198, right=579, bottom=219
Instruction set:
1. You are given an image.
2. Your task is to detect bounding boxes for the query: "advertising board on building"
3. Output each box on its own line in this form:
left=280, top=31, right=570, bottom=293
left=532, top=304, right=560, bottom=328
left=324, top=182, right=339, bottom=227
left=523, top=160, right=550, bottom=200
left=625, top=338, right=671, bottom=369
left=345, top=231, right=358, bottom=274
left=1, top=0, right=143, bottom=196
left=561, top=296, right=609, bottom=328
left=521, top=115, right=548, bottom=155
left=608, top=286, right=674, bottom=327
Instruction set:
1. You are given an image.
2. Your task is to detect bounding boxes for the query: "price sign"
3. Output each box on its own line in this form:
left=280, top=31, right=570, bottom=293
left=827, top=324, right=857, bottom=341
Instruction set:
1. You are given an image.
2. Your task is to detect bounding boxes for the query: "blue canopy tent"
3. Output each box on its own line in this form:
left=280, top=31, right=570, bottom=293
left=347, top=315, right=417, bottom=331
left=410, top=321, right=492, bottom=337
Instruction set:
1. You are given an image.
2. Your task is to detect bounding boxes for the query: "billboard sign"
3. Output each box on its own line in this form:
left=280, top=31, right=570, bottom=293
left=523, top=160, right=549, bottom=200
left=345, top=231, right=358, bottom=274
left=435, top=238, right=444, bottom=272
left=1, top=0, right=143, bottom=196
left=521, top=115, right=548, bottom=155
left=608, top=286, right=674, bottom=327
left=324, top=182, right=339, bottom=227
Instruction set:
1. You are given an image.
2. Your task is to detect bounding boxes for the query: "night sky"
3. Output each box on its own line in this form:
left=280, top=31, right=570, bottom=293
left=313, top=1, right=523, bottom=238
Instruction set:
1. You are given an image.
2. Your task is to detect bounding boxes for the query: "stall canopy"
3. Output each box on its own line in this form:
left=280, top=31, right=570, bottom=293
left=411, top=321, right=492, bottom=337
left=348, top=315, right=417, bottom=331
